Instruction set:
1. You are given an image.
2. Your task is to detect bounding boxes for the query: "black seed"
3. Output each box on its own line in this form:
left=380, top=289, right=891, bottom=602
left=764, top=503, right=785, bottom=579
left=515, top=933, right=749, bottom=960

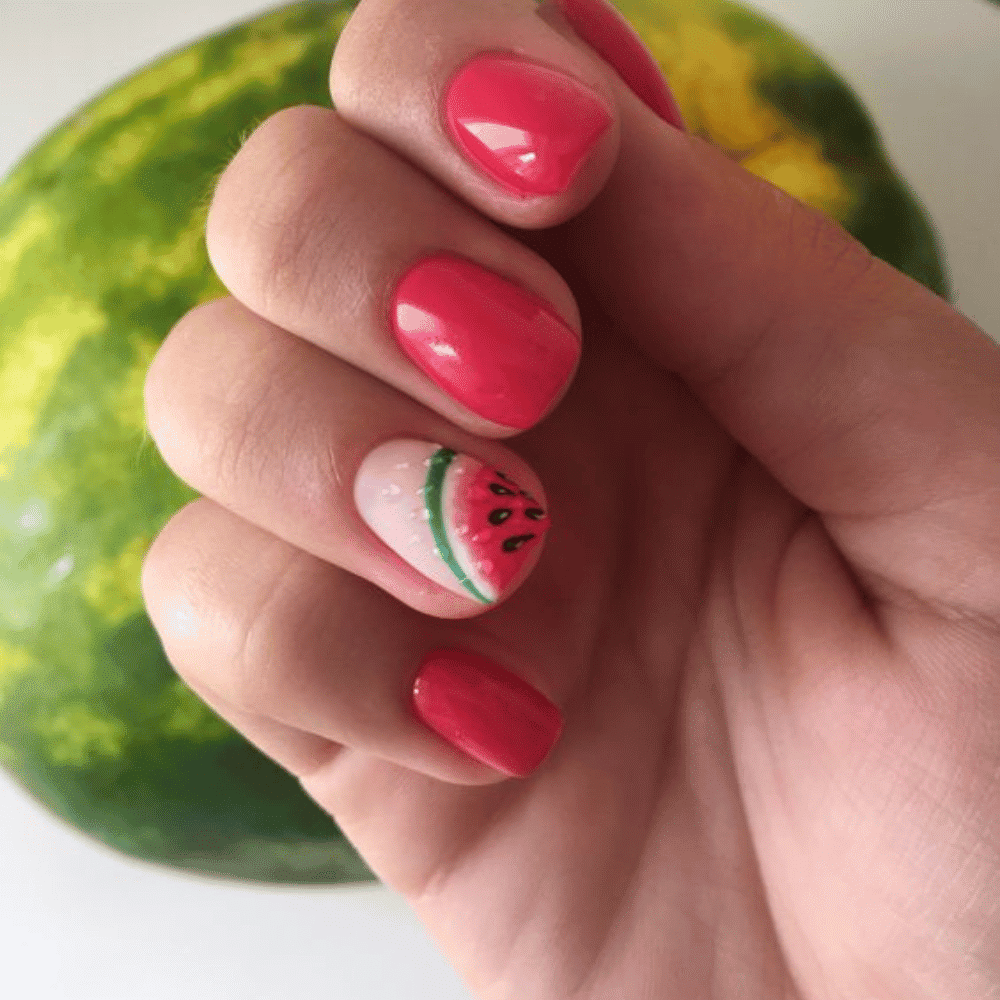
left=525, top=508, right=545, bottom=520
left=502, top=534, right=536, bottom=553
left=489, top=482, right=516, bottom=496
left=488, top=508, right=512, bottom=525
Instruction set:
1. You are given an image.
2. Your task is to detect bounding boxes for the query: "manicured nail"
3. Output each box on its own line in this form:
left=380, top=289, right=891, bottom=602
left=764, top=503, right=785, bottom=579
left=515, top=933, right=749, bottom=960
left=444, top=52, right=613, bottom=197
left=391, top=254, right=580, bottom=430
left=413, top=648, right=563, bottom=777
left=354, top=440, right=550, bottom=604
left=555, top=0, right=686, bottom=130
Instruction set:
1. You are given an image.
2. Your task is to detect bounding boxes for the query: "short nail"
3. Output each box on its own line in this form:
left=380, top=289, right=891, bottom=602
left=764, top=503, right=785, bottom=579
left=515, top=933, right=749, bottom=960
left=392, top=254, right=580, bottom=430
left=413, top=648, right=563, bottom=777
left=445, top=52, right=612, bottom=197
left=354, top=439, right=550, bottom=605
left=554, top=0, right=686, bottom=130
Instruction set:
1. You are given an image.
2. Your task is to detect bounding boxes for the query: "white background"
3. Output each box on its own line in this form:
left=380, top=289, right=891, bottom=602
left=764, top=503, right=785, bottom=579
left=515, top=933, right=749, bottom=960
left=2, top=2, right=999, bottom=998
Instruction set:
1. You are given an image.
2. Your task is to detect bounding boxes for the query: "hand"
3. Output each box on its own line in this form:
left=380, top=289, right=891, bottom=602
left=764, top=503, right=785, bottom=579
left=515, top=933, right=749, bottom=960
left=140, top=0, right=1000, bottom=996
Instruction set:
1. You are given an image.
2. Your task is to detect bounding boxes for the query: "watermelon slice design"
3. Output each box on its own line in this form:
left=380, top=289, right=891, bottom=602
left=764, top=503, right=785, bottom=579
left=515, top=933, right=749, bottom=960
left=424, top=447, right=550, bottom=603
left=353, top=440, right=550, bottom=605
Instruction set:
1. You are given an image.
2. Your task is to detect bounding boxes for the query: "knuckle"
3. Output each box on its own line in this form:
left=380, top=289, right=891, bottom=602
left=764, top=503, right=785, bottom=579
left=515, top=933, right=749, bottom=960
left=144, top=298, right=230, bottom=412
left=330, top=0, right=419, bottom=107
left=205, top=104, right=350, bottom=320
left=145, top=295, right=298, bottom=504
left=139, top=501, right=191, bottom=616
left=141, top=497, right=299, bottom=715
left=225, top=551, right=306, bottom=715
left=139, top=499, right=221, bottom=675
left=143, top=297, right=248, bottom=487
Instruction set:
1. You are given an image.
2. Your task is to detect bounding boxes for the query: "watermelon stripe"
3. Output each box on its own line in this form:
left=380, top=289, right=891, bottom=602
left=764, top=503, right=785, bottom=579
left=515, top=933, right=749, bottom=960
left=424, top=447, right=493, bottom=605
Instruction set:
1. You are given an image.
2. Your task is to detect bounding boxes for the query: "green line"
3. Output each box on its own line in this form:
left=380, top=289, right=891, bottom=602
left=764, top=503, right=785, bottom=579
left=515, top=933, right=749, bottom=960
left=424, top=447, right=492, bottom=604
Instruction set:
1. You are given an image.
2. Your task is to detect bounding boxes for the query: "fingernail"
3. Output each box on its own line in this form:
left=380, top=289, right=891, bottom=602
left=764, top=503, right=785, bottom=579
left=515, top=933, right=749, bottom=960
left=354, top=440, right=550, bottom=605
left=554, top=0, right=686, bottom=130
left=391, top=254, right=580, bottom=430
left=444, top=52, right=613, bottom=197
left=413, top=648, right=563, bottom=777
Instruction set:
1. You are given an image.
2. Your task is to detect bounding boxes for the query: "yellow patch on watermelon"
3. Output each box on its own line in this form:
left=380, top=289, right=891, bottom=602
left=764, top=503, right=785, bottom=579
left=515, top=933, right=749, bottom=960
left=32, top=703, right=127, bottom=767
left=82, top=535, right=151, bottom=626
left=110, top=334, right=160, bottom=438
left=90, top=116, right=166, bottom=185
left=0, top=642, right=35, bottom=706
left=615, top=1, right=852, bottom=220
left=0, top=201, right=53, bottom=301
left=182, top=34, right=308, bottom=118
left=676, top=23, right=784, bottom=147
left=121, top=215, right=219, bottom=298
left=0, top=296, right=106, bottom=468
left=743, top=136, right=852, bottom=218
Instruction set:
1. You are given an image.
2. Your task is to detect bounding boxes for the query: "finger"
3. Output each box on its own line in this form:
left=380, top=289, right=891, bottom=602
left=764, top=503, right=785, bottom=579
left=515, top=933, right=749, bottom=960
left=141, top=496, right=563, bottom=785
left=206, top=103, right=581, bottom=438
left=143, top=296, right=552, bottom=619
left=330, top=0, right=620, bottom=229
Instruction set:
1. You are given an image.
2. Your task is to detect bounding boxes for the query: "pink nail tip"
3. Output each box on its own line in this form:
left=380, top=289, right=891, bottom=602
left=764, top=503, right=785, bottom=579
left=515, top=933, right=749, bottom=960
left=392, top=255, right=580, bottom=429
left=555, top=0, right=686, bottom=131
left=445, top=53, right=613, bottom=197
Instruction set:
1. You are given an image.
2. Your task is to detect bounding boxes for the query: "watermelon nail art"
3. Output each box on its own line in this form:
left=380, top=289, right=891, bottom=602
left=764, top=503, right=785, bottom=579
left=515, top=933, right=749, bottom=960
left=354, top=440, right=550, bottom=604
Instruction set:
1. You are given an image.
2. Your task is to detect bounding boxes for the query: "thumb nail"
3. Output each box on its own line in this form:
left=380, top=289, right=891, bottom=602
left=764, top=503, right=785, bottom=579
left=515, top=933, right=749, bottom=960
left=553, top=0, right=686, bottom=131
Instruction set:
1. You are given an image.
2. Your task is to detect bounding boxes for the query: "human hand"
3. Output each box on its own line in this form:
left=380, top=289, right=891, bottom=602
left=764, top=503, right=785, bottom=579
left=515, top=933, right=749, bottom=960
left=140, top=0, right=1000, bottom=996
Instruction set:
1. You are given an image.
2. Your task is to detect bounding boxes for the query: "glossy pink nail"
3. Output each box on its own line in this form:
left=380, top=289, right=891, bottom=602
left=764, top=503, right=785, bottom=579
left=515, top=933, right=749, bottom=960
left=555, top=0, right=686, bottom=130
left=444, top=53, right=612, bottom=197
left=413, top=648, right=563, bottom=777
left=391, top=254, right=580, bottom=430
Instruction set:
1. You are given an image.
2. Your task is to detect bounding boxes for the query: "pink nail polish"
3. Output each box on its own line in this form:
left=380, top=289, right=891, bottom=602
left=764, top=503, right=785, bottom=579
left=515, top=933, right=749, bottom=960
left=444, top=53, right=613, bottom=197
left=391, top=254, right=580, bottom=429
left=555, top=0, right=686, bottom=131
left=354, top=440, right=550, bottom=606
left=413, top=648, right=563, bottom=777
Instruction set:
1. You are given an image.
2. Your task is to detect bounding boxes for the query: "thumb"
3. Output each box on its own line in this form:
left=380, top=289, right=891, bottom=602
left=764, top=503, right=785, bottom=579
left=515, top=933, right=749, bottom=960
left=555, top=0, right=1000, bottom=621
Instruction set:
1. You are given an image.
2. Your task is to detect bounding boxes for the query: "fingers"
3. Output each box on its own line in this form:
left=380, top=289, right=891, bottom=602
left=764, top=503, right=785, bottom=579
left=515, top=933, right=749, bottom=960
left=146, top=0, right=614, bottom=790
left=144, top=296, right=551, bottom=618
left=329, top=0, right=620, bottom=228
left=140, top=496, right=555, bottom=785
left=205, top=104, right=582, bottom=438
left=326, top=0, right=1000, bottom=620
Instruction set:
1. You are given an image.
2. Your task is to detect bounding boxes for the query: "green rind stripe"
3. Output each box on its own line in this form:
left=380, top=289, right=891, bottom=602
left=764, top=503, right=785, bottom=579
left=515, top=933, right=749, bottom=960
left=424, top=448, right=492, bottom=605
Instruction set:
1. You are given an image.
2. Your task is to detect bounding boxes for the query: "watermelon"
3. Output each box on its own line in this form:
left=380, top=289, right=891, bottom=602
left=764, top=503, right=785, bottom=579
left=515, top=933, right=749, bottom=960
left=0, top=0, right=950, bottom=885
left=426, top=446, right=550, bottom=604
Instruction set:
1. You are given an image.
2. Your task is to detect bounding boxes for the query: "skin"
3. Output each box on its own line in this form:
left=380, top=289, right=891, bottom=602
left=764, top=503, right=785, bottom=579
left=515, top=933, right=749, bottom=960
left=141, top=0, right=1000, bottom=996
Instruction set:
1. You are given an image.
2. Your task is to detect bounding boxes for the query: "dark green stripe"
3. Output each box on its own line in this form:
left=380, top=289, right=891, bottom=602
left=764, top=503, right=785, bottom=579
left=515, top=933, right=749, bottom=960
left=424, top=448, right=492, bottom=604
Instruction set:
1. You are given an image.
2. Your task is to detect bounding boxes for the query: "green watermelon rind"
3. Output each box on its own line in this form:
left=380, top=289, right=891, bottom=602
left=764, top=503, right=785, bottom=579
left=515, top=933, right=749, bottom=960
left=424, top=447, right=493, bottom=605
